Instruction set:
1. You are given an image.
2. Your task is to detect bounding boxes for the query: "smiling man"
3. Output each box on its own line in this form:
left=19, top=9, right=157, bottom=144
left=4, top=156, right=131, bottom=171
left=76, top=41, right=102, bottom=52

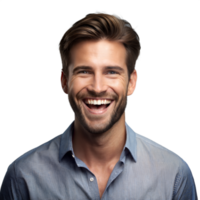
left=0, top=13, right=197, bottom=200
left=61, top=39, right=135, bottom=198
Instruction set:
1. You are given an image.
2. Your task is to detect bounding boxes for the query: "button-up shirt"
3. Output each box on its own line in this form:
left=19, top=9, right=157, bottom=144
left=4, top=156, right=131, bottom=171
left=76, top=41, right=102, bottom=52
left=0, top=122, right=198, bottom=200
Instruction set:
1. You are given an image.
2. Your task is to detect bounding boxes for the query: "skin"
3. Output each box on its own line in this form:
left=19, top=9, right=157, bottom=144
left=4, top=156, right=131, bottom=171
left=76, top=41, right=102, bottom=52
left=61, top=39, right=137, bottom=198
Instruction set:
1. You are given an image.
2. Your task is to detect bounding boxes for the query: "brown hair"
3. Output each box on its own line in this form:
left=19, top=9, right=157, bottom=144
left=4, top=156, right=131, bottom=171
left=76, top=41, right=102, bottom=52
left=59, top=13, right=141, bottom=78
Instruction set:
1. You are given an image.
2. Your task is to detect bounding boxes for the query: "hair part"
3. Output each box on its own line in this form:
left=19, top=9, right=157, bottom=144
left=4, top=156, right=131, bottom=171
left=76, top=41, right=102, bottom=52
left=59, top=13, right=141, bottom=78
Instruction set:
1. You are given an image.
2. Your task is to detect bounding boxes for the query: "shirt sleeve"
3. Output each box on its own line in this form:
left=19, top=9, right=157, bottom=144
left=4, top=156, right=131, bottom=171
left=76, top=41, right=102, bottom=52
left=0, top=163, right=22, bottom=200
left=173, top=161, right=198, bottom=200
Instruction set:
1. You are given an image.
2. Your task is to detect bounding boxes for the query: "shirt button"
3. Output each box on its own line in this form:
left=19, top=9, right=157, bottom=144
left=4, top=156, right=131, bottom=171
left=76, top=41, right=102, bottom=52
left=72, top=154, right=75, bottom=158
left=90, top=177, right=94, bottom=182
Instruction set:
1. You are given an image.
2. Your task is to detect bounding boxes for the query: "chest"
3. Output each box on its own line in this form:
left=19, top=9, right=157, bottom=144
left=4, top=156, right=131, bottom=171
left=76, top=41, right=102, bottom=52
left=93, top=170, right=112, bottom=198
left=87, top=159, right=120, bottom=198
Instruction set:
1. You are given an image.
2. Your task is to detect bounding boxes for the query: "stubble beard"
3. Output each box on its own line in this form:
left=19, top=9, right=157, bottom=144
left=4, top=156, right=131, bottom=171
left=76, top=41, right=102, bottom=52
left=68, top=92, right=128, bottom=136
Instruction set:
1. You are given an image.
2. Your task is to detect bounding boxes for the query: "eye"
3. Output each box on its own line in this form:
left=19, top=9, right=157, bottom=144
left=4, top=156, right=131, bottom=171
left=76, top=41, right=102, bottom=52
left=78, top=71, right=87, bottom=74
left=109, top=71, right=117, bottom=74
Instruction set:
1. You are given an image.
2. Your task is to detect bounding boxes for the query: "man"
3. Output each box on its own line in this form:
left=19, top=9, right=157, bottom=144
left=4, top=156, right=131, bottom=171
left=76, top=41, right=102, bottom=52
left=0, top=13, right=198, bottom=200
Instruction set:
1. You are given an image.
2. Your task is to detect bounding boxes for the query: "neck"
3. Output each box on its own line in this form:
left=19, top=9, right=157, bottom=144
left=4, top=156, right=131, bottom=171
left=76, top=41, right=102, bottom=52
left=72, top=117, right=126, bottom=168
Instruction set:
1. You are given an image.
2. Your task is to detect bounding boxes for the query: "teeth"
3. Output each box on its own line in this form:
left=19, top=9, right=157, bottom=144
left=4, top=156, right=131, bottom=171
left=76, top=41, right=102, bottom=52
left=85, top=99, right=111, bottom=105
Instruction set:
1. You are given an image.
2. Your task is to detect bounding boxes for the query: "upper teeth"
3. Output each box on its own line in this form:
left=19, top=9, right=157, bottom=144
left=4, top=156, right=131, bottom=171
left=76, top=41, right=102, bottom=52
left=85, top=99, right=111, bottom=105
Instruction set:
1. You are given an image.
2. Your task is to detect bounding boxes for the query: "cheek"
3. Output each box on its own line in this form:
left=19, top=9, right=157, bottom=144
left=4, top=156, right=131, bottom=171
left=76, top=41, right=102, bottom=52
left=111, top=80, right=127, bottom=93
left=68, top=77, right=88, bottom=96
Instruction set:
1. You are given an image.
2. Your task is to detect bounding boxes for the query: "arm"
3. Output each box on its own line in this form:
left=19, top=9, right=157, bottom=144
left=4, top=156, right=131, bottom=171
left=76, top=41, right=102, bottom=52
left=173, top=162, right=198, bottom=200
left=0, top=164, right=22, bottom=200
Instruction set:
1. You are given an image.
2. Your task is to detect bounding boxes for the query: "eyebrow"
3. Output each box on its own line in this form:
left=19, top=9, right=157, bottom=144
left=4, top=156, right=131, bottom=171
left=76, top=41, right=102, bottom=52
left=73, top=66, right=125, bottom=74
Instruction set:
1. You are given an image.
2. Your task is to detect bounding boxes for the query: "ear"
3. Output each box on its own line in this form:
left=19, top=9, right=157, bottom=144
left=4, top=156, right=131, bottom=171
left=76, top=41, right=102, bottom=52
left=61, top=71, right=68, bottom=94
left=127, top=70, right=137, bottom=96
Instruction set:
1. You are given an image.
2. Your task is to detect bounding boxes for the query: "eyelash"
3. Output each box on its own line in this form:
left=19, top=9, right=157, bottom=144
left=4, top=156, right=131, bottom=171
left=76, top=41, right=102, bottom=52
left=78, top=70, right=118, bottom=74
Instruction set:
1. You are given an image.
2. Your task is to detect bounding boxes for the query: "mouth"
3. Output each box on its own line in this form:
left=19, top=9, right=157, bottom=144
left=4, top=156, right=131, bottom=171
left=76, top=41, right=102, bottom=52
left=83, top=101, right=113, bottom=115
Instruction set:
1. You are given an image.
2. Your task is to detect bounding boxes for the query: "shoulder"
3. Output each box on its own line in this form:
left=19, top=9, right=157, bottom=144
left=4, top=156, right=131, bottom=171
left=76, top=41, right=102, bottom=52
left=0, top=135, right=62, bottom=199
left=18, top=134, right=61, bottom=169
left=135, top=131, right=190, bottom=174
left=135, top=133, right=197, bottom=197
left=1, top=134, right=61, bottom=184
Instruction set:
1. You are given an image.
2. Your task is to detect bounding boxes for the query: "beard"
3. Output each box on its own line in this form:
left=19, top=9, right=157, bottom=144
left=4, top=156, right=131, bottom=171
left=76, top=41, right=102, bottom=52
left=68, top=89, right=128, bottom=136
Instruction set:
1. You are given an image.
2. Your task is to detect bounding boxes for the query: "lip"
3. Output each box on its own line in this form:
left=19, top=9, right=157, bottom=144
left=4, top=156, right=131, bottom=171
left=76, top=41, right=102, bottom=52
left=83, top=100, right=114, bottom=115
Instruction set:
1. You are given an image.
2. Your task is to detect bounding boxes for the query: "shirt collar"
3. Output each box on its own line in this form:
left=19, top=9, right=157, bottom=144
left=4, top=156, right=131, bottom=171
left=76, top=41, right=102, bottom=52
left=59, top=122, right=137, bottom=162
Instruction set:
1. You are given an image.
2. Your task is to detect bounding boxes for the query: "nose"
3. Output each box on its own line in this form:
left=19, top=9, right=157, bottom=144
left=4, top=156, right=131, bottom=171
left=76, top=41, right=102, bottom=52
left=87, top=72, right=108, bottom=95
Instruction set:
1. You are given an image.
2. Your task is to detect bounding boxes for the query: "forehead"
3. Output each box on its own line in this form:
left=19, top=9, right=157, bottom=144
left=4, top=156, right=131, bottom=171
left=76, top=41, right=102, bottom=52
left=69, top=39, right=127, bottom=68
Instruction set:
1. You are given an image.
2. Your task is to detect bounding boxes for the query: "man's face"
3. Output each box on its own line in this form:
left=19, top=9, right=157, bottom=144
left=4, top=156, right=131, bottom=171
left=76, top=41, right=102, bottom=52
left=62, top=40, right=136, bottom=135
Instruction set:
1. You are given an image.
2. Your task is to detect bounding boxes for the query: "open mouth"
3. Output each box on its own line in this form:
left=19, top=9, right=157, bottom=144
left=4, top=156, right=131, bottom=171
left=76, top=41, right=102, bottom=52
left=84, top=101, right=113, bottom=114
left=85, top=102, right=112, bottom=109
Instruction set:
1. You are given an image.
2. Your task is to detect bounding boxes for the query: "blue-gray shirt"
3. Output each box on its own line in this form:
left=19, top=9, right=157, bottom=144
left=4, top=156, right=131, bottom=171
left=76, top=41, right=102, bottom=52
left=0, top=123, right=198, bottom=200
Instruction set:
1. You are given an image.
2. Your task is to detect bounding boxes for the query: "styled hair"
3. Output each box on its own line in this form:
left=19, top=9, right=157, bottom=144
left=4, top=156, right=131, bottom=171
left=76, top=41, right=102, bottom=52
left=59, top=13, right=141, bottom=78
